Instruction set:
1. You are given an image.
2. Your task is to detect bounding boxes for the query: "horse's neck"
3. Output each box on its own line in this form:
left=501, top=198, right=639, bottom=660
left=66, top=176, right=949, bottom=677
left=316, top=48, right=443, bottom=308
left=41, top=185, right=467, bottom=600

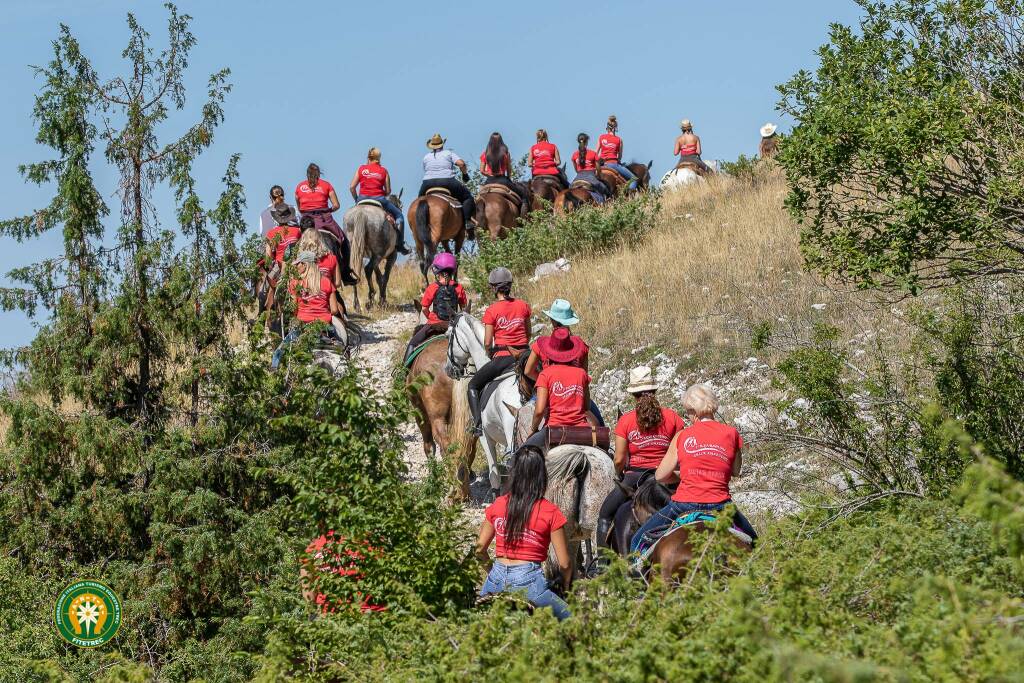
left=458, top=315, right=490, bottom=369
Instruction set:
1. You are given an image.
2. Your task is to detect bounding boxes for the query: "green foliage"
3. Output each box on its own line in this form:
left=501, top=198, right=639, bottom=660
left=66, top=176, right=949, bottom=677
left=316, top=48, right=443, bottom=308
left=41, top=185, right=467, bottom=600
left=720, top=153, right=760, bottom=182
left=777, top=0, right=1024, bottom=291
left=463, top=193, right=660, bottom=291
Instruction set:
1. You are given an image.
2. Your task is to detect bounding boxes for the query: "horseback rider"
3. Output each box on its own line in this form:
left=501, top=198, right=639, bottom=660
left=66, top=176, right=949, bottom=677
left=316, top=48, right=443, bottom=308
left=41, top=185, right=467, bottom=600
left=403, top=252, right=467, bottom=363
left=628, top=384, right=758, bottom=553
left=468, top=267, right=532, bottom=435
left=674, top=119, right=711, bottom=173
left=570, top=134, right=612, bottom=202
left=347, top=147, right=410, bottom=255
left=418, top=133, right=476, bottom=231
left=479, top=132, right=531, bottom=217
left=597, top=115, right=639, bottom=191
left=523, top=327, right=599, bottom=450
left=296, top=223, right=345, bottom=316
left=261, top=204, right=302, bottom=324
left=270, top=251, right=346, bottom=370
left=296, top=163, right=359, bottom=286
left=529, top=129, right=568, bottom=188
left=759, top=122, right=779, bottom=159
left=595, top=366, right=686, bottom=558
left=259, top=185, right=297, bottom=236
left=476, top=445, right=572, bottom=621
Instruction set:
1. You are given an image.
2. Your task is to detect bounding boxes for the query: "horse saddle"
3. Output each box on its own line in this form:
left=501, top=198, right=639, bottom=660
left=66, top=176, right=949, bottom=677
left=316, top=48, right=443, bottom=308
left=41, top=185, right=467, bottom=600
left=570, top=179, right=596, bottom=191
left=356, top=198, right=396, bottom=226
left=675, top=160, right=708, bottom=177
left=477, top=183, right=521, bottom=208
left=424, top=186, right=463, bottom=210
left=532, top=175, right=564, bottom=189
left=480, top=370, right=517, bottom=414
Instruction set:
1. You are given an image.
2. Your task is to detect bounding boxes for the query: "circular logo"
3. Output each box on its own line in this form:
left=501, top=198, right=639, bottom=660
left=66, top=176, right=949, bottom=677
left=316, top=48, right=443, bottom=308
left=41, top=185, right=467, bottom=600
left=54, top=580, right=122, bottom=647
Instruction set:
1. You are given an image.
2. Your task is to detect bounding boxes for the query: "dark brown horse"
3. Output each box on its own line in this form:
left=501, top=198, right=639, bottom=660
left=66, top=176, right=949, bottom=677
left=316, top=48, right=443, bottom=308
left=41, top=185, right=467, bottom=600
left=598, top=160, right=653, bottom=197
left=408, top=190, right=469, bottom=283
left=475, top=184, right=522, bottom=240
left=628, top=478, right=752, bottom=583
left=405, top=329, right=478, bottom=500
left=529, top=173, right=566, bottom=212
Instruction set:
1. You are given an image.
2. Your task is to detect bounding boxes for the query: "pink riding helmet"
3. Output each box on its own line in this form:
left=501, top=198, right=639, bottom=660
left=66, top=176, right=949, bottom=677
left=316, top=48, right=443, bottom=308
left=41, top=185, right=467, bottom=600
left=431, top=252, right=458, bottom=273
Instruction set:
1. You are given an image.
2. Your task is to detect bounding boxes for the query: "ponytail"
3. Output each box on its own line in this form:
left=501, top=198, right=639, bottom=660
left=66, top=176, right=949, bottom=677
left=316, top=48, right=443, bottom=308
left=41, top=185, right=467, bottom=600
left=606, top=115, right=618, bottom=133
left=576, top=133, right=589, bottom=170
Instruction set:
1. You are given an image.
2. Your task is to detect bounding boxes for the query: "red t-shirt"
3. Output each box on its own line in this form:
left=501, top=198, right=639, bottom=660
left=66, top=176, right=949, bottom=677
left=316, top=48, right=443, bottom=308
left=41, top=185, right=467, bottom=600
left=530, top=142, right=559, bottom=176
left=480, top=152, right=509, bottom=176
left=290, top=276, right=335, bottom=323
left=536, top=364, right=590, bottom=427
left=614, top=407, right=686, bottom=471
left=356, top=163, right=388, bottom=197
left=482, top=298, right=532, bottom=357
left=305, top=533, right=386, bottom=613
left=572, top=148, right=599, bottom=172
left=296, top=179, right=335, bottom=212
left=318, top=252, right=338, bottom=278
left=672, top=420, right=743, bottom=504
left=267, top=226, right=301, bottom=264
left=597, top=133, right=622, bottom=163
left=420, top=281, right=468, bottom=325
left=485, top=494, right=567, bottom=562
left=531, top=337, right=589, bottom=371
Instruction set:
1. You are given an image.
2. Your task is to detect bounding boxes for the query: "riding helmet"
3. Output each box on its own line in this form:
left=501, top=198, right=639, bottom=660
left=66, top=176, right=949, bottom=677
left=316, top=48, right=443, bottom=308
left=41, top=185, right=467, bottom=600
left=488, top=267, right=513, bottom=286
left=431, top=252, right=458, bottom=273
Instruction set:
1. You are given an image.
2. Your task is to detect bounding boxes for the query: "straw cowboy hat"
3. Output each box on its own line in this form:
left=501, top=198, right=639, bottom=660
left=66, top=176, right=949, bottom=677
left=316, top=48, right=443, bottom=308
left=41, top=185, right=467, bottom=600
left=426, top=133, right=446, bottom=150
left=626, top=366, right=658, bottom=394
left=537, top=327, right=585, bottom=364
left=760, top=123, right=778, bottom=138
left=543, top=298, right=580, bottom=326
left=680, top=119, right=693, bottom=130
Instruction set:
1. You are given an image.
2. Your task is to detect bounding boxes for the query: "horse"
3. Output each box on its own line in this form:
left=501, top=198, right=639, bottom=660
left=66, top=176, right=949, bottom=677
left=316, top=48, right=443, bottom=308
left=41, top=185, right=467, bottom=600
left=444, top=313, right=533, bottom=496
left=660, top=165, right=705, bottom=191
left=404, top=330, right=478, bottom=501
left=629, top=478, right=753, bottom=583
left=599, top=160, right=653, bottom=197
left=474, top=185, right=523, bottom=240
left=408, top=191, right=468, bottom=283
left=542, top=444, right=618, bottom=578
left=553, top=186, right=599, bottom=215
left=344, top=190, right=403, bottom=311
left=529, top=173, right=566, bottom=212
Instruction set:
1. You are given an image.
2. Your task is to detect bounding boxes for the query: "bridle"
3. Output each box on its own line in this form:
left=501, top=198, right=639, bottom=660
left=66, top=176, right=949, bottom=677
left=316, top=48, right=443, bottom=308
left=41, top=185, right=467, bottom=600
left=444, top=313, right=474, bottom=380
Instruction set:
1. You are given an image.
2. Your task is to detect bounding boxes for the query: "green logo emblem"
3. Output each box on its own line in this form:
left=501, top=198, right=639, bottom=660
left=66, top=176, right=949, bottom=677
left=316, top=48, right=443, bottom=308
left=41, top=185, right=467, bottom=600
left=54, top=580, right=122, bottom=647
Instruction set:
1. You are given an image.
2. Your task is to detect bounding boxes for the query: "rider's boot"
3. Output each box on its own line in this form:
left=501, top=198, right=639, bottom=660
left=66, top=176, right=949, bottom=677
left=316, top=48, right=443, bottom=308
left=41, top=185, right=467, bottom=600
left=394, top=223, right=411, bottom=255
left=467, top=386, right=483, bottom=436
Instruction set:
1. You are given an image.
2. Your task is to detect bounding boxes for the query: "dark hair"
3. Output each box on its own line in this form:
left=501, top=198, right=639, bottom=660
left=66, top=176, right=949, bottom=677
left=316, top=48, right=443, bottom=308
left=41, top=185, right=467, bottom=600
left=504, top=446, right=548, bottom=547
left=270, top=184, right=284, bottom=199
left=576, top=133, right=589, bottom=170
left=307, top=163, right=320, bottom=190
left=485, top=132, right=507, bottom=177
left=493, top=283, right=513, bottom=298
left=634, top=392, right=664, bottom=432
left=606, top=115, right=618, bottom=133
left=299, top=215, right=315, bottom=231
left=536, top=128, right=548, bottom=142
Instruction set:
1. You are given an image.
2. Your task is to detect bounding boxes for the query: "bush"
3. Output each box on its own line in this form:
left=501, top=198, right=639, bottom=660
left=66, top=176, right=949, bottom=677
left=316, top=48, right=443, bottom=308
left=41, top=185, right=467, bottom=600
left=463, top=193, right=659, bottom=291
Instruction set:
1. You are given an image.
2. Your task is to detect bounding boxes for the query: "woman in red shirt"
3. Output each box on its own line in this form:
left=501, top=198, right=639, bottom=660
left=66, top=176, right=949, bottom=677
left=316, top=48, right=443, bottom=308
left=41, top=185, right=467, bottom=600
left=468, top=267, right=532, bottom=435
left=296, top=224, right=345, bottom=315
left=597, top=115, right=638, bottom=191
left=347, top=147, right=409, bottom=255
left=261, top=205, right=302, bottom=326
left=522, top=328, right=597, bottom=450
left=596, top=366, right=686, bottom=556
left=528, top=129, right=568, bottom=189
left=673, top=119, right=710, bottom=173
left=479, top=132, right=531, bottom=214
left=570, top=133, right=611, bottom=201
left=270, top=251, right=346, bottom=370
left=403, top=252, right=468, bottom=363
left=629, top=384, right=758, bottom=552
left=296, top=163, right=358, bottom=286
left=476, top=446, right=572, bottom=620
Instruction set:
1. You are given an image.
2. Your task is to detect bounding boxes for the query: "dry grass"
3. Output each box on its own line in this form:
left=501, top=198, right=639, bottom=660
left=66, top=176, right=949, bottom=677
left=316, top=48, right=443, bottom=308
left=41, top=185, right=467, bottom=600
left=521, top=168, right=898, bottom=368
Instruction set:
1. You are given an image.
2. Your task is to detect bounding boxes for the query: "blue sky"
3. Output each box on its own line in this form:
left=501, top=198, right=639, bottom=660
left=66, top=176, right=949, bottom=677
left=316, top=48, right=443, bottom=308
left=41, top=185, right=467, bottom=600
left=0, top=0, right=862, bottom=349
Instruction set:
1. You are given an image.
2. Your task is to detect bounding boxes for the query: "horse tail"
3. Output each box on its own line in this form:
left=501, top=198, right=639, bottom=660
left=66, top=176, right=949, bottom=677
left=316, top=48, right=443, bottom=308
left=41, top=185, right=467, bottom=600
left=448, top=376, right=476, bottom=485
left=348, top=208, right=368, bottom=280
left=416, top=198, right=432, bottom=251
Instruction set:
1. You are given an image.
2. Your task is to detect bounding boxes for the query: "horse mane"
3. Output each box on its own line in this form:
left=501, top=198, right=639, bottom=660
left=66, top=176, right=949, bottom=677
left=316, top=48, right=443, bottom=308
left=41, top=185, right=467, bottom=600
left=633, top=477, right=672, bottom=517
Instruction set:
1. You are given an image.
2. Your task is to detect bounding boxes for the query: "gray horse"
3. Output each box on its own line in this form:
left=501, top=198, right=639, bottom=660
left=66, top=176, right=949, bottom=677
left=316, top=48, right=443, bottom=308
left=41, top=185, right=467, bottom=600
left=343, top=191, right=403, bottom=310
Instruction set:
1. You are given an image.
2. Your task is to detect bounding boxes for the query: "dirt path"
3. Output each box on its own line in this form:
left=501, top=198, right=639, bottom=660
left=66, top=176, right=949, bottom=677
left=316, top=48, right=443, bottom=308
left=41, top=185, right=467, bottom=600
left=351, top=309, right=428, bottom=480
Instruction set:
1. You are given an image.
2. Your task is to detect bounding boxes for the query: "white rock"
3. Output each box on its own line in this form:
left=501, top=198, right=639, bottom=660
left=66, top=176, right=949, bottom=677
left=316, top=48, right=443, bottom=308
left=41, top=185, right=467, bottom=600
left=811, top=303, right=827, bottom=311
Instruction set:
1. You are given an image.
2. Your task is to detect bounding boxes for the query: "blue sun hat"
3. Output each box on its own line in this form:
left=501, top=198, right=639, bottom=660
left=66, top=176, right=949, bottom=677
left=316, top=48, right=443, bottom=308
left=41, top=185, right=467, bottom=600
left=543, top=299, right=580, bottom=326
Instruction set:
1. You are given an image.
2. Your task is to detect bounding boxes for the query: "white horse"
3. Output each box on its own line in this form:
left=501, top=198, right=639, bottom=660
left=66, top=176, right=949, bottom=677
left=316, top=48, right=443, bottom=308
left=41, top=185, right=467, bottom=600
left=446, top=313, right=525, bottom=494
left=660, top=166, right=703, bottom=190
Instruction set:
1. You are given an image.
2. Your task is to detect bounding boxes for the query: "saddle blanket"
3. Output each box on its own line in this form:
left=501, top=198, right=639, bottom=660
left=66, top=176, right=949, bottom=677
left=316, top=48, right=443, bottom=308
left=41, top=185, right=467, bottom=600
left=404, top=332, right=446, bottom=368
left=630, top=511, right=753, bottom=573
left=424, top=187, right=463, bottom=210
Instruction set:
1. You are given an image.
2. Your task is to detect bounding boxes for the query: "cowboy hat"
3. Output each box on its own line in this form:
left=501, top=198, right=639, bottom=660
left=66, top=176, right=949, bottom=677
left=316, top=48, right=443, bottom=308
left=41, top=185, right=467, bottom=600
left=537, top=327, right=585, bottom=364
left=271, top=204, right=298, bottom=226
left=626, top=366, right=658, bottom=394
left=760, top=123, right=778, bottom=138
left=680, top=119, right=693, bottom=130
left=426, top=133, right=446, bottom=150
left=543, top=299, right=580, bottom=326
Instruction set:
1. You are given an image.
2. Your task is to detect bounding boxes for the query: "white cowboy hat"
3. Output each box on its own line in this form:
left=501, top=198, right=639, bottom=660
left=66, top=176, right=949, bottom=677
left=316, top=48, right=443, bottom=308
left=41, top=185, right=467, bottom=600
left=760, top=123, right=778, bottom=138
left=680, top=119, right=692, bottom=130
left=626, top=366, right=658, bottom=394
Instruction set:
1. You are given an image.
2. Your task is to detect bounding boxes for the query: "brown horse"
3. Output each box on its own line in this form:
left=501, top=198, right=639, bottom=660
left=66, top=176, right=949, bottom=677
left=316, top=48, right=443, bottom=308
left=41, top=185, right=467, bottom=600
left=530, top=174, right=566, bottom=212
left=629, top=479, right=752, bottom=583
left=599, top=161, right=654, bottom=196
left=475, top=185, right=522, bottom=240
left=408, top=191, right=468, bottom=283
left=553, top=185, right=599, bottom=215
left=405, top=331, right=478, bottom=500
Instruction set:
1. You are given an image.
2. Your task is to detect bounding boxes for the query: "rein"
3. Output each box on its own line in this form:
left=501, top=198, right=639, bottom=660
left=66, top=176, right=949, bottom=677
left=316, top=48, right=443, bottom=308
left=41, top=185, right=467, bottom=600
left=444, top=313, right=475, bottom=380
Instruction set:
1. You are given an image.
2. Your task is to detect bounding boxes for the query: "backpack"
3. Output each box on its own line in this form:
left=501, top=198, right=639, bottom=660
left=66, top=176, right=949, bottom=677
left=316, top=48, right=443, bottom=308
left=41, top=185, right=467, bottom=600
left=432, top=283, right=459, bottom=322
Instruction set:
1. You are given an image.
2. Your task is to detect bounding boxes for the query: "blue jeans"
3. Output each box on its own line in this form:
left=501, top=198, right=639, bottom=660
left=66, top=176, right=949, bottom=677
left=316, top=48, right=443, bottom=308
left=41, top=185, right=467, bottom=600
left=480, top=561, right=570, bottom=621
left=357, top=195, right=405, bottom=228
left=629, top=500, right=758, bottom=553
left=604, top=162, right=638, bottom=190
left=271, top=327, right=302, bottom=370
